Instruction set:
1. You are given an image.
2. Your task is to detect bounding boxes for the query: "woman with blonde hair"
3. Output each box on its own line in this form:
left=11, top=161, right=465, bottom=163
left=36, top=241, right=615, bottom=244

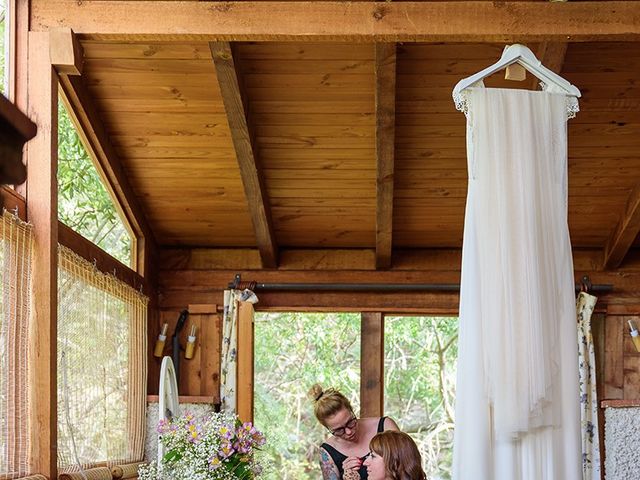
left=309, top=384, right=399, bottom=479
left=363, top=431, right=427, bottom=480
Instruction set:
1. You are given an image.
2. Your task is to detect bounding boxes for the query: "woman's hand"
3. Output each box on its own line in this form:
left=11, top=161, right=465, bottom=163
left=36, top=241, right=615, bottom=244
left=342, top=456, right=362, bottom=479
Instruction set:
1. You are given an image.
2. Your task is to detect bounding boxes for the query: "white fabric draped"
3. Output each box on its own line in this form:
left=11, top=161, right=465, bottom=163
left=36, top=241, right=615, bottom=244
left=577, top=292, right=601, bottom=479
left=453, top=86, right=581, bottom=480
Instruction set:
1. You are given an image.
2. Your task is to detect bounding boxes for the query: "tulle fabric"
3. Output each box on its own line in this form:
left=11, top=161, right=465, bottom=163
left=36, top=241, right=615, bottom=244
left=452, top=87, right=581, bottom=480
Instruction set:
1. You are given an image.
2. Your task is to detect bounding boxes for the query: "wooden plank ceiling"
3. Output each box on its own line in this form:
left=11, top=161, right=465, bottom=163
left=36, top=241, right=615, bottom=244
left=80, top=40, right=640, bottom=260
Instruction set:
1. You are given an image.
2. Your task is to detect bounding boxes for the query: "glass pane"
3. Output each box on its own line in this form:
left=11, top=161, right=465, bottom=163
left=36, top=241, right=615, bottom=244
left=0, top=0, right=7, bottom=95
left=58, top=100, right=133, bottom=266
left=384, top=316, right=458, bottom=480
left=254, top=312, right=361, bottom=480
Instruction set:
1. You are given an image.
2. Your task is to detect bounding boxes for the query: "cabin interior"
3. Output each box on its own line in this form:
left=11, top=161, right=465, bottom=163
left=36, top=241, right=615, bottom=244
left=1, top=1, right=640, bottom=479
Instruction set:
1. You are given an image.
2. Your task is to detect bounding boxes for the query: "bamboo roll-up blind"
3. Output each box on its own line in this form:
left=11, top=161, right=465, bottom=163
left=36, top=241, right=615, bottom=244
left=58, top=467, right=112, bottom=480
left=0, top=211, right=34, bottom=479
left=57, top=245, right=148, bottom=472
left=111, top=462, right=143, bottom=479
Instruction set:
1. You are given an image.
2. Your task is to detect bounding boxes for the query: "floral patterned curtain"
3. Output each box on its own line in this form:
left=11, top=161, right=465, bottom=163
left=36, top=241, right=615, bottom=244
left=577, top=291, right=601, bottom=479
left=220, top=290, right=240, bottom=413
left=220, top=288, right=259, bottom=413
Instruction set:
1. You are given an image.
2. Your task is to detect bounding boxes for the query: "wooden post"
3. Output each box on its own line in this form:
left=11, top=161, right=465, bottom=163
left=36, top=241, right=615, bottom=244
left=236, top=302, right=255, bottom=423
left=360, top=312, right=384, bottom=417
left=26, top=32, right=58, bottom=479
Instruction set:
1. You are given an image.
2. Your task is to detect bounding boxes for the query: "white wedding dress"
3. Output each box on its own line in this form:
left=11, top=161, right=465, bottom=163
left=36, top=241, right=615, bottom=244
left=452, top=85, right=582, bottom=480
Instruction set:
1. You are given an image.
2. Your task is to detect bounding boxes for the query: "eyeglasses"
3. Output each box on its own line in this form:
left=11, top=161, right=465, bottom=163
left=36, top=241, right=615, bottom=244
left=329, top=416, right=358, bottom=437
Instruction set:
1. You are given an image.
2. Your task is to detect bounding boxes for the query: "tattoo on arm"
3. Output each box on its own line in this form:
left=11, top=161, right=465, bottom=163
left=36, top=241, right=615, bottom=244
left=320, top=448, right=341, bottom=480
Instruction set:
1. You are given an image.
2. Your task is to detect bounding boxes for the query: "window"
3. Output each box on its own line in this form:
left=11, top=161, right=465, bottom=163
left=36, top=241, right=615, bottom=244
left=57, top=245, right=147, bottom=470
left=58, top=100, right=133, bottom=266
left=384, top=316, right=458, bottom=480
left=254, top=312, right=361, bottom=480
left=0, top=211, right=34, bottom=479
left=0, top=0, right=7, bottom=95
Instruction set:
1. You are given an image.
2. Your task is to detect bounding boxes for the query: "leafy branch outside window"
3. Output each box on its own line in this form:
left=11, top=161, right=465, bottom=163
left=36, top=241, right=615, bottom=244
left=58, top=101, right=132, bottom=265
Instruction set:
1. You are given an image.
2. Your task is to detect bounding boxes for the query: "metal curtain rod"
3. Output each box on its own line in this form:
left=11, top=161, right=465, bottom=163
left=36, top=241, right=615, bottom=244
left=227, top=274, right=613, bottom=294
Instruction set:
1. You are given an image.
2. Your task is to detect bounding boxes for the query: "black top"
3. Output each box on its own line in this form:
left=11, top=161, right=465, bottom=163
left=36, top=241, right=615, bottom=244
left=320, top=416, right=387, bottom=479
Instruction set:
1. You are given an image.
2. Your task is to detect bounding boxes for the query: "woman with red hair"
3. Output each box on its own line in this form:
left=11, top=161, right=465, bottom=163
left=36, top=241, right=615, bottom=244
left=363, top=431, right=427, bottom=480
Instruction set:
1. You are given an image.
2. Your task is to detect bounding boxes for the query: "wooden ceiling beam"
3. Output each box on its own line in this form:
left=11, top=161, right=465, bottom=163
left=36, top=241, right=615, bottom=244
left=32, top=1, right=640, bottom=42
left=51, top=31, right=156, bottom=273
left=209, top=42, right=278, bottom=268
left=603, top=185, right=640, bottom=269
left=530, top=41, right=568, bottom=89
left=375, top=43, right=396, bottom=270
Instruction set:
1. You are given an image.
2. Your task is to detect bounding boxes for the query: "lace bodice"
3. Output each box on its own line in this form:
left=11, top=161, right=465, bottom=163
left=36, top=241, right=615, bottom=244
left=452, top=80, right=579, bottom=120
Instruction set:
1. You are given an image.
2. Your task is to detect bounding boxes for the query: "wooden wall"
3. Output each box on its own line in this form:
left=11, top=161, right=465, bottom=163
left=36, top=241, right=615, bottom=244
left=601, top=314, right=640, bottom=400
left=153, top=247, right=640, bottom=403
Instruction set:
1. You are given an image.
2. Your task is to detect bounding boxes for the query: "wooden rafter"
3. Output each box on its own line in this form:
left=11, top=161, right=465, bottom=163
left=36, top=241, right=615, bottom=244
left=31, top=1, right=640, bottom=42
left=603, top=186, right=640, bottom=269
left=530, top=41, right=568, bottom=89
left=209, top=41, right=278, bottom=268
left=375, top=43, right=396, bottom=269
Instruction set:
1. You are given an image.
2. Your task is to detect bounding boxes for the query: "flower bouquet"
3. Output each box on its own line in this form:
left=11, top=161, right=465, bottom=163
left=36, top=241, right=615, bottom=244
left=139, top=411, right=267, bottom=480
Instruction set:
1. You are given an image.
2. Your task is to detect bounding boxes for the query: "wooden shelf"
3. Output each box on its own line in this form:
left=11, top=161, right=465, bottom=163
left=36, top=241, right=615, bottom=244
left=147, top=395, right=216, bottom=404
left=601, top=399, right=640, bottom=409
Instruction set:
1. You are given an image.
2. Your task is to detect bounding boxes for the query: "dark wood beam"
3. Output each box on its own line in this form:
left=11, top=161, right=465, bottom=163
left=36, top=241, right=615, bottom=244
left=360, top=312, right=384, bottom=417
left=375, top=43, right=396, bottom=269
left=209, top=41, right=278, bottom=268
left=530, top=41, right=568, bottom=89
left=32, top=1, right=640, bottom=42
left=0, top=186, right=26, bottom=220
left=604, top=186, right=640, bottom=269
left=56, top=74, right=156, bottom=273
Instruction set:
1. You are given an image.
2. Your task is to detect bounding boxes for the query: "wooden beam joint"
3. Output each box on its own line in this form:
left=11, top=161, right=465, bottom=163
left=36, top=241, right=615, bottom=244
left=50, top=27, right=84, bottom=76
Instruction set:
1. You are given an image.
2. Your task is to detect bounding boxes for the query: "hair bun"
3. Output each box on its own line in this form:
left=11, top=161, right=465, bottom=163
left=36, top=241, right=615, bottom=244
left=308, top=383, right=324, bottom=403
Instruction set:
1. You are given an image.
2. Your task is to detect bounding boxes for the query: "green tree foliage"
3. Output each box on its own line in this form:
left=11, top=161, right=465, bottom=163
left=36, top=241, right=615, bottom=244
left=254, top=312, right=458, bottom=480
left=385, top=316, right=458, bottom=480
left=254, top=312, right=361, bottom=480
left=57, top=101, right=132, bottom=265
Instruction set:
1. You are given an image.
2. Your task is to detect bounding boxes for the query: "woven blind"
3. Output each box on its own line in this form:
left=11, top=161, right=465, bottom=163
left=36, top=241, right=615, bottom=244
left=57, top=245, right=148, bottom=472
left=0, top=210, right=34, bottom=479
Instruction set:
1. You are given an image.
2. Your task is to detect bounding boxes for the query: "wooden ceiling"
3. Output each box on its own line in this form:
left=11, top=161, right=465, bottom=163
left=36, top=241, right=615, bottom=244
left=37, top=0, right=640, bottom=269
left=73, top=40, right=640, bottom=260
